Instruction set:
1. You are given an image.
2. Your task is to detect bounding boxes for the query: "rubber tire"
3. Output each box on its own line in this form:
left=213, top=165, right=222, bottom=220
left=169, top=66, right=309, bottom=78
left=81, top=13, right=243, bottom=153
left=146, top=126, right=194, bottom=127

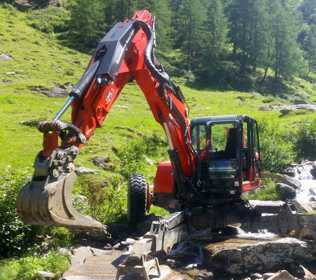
left=127, top=174, right=147, bottom=224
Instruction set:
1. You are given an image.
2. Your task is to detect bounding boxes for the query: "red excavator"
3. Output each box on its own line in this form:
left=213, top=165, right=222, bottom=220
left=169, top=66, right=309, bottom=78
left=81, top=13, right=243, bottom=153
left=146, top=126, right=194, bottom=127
left=17, top=10, right=316, bottom=280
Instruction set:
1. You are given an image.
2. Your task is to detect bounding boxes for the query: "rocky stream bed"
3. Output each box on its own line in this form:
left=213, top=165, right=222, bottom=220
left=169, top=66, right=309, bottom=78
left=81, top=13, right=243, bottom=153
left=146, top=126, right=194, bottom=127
left=60, top=162, right=316, bottom=280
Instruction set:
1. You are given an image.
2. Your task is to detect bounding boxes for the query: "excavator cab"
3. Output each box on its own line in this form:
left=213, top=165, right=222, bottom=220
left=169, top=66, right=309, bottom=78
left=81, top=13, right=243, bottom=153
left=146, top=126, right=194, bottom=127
left=190, top=114, right=261, bottom=198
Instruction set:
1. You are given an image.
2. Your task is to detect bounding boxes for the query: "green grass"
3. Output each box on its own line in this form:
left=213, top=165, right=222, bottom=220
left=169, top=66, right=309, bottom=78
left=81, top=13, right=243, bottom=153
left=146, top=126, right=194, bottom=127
left=0, top=251, right=69, bottom=280
left=243, top=178, right=280, bottom=201
left=1, top=4, right=316, bottom=224
left=1, top=5, right=316, bottom=170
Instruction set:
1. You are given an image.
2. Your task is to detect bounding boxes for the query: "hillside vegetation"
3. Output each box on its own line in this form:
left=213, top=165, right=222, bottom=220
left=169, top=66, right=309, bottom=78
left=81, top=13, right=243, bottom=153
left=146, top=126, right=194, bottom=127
left=1, top=3, right=316, bottom=279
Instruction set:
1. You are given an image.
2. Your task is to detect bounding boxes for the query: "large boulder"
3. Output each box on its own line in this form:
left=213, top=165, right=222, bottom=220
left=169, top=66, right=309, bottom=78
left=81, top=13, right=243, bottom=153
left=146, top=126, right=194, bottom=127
left=203, top=237, right=314, bottom=276
left=276, top=183, right=296, bottom=200
left=262, top=173, right=301, bottom=189
left=281, top=164, right=298, bottom=177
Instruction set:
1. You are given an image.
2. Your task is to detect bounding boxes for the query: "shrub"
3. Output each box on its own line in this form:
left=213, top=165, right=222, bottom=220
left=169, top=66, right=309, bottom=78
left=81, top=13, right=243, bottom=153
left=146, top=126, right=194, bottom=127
left=295, top=118, right=316, bottom=160
left=25, top=7, right=69, bottom=34
left=0, top=166, right=74, bottom=258
left=79, top=175, right=126, bottom=224
left=117, top=134, right=166, bottom=179
left=0, top=166, right=35, bottom=257
left=259, top=120, right=295, bottom=173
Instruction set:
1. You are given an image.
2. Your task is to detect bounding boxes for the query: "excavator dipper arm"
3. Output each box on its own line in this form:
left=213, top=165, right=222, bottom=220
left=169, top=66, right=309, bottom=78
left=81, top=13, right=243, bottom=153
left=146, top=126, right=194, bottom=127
left=17, top=10, right=197, bottom=230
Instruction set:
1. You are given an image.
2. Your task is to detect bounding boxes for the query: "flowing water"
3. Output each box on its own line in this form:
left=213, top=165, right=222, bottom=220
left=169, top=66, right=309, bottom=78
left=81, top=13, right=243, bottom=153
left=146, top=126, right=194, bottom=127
left=294, top=163, right=316, bottom=203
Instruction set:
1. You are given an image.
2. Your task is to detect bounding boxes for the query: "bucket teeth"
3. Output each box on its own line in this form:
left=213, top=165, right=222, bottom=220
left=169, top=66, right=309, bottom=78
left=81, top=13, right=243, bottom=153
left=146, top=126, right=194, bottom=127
left=17, top=171, right=104, bottom=230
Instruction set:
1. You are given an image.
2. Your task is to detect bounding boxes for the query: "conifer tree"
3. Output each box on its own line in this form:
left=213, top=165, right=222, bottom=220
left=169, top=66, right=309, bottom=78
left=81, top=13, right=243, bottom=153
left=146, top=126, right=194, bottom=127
left=197, top=0, right=229, bottom=82
left=303, top=23, right=316, bottom=76
left=68, top=0, right=105, bottom=49
left=134, top=0, right=171, bottom=50
left=226, top=0, right=252, bottom=74
left=270, top=0, right=303, bottom=80
left=177, top=0, right=205, bottom=70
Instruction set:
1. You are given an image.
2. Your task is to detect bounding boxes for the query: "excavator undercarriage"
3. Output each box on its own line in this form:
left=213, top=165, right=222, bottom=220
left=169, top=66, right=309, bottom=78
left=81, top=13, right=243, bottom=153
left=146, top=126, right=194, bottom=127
left=116, top=200, right=316, bottom=280
left=15, top=9, right=316, bottom=280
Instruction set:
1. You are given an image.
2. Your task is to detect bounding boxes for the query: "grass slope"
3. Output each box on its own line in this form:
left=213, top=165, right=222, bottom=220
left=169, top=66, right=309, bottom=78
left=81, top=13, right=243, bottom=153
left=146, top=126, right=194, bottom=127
left=1, top=4, right=316, bottom=212
left=3, top=5, right=316, bottom=279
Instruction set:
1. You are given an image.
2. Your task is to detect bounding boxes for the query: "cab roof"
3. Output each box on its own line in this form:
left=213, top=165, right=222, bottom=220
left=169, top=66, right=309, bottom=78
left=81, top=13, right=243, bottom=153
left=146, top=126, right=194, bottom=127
left=190, top=115, right=256, bottom=126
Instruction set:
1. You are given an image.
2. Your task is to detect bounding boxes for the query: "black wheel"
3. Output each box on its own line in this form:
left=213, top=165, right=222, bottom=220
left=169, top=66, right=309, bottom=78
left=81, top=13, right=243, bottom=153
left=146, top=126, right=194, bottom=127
left=127, top=174, right=147, bottom=224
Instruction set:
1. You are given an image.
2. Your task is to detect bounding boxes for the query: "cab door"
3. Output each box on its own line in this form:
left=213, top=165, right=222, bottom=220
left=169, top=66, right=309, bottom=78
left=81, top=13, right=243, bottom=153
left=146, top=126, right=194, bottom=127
left=245, top=118, right=261, bottom=189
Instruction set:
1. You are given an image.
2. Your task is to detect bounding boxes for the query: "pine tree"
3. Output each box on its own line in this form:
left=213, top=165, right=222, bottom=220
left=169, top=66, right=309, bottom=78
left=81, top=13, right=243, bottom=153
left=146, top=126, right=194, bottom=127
left=133, top=0, right=171, bottom=50
left=177, top=0, right=205, bottom=70
left=303, top=23, right=316, bottom=76
left=197, top=0, right=229, bottom=82
left=270, top=0, right=303, bottom=80
left=68, top=0, right=105, bottom=49
left=226, top=0, right=252, bottom=74
left=113, top=0, right=135, bottom=22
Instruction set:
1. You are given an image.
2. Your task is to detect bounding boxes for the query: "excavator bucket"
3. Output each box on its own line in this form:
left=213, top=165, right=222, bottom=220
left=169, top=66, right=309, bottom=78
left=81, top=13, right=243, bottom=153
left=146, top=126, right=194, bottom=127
left=17, top=171, right=104, bottom=230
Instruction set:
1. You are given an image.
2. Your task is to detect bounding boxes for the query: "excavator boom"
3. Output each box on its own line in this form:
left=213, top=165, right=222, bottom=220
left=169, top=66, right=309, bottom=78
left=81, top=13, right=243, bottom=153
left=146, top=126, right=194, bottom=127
left=17, top=10, right=196, bottom=230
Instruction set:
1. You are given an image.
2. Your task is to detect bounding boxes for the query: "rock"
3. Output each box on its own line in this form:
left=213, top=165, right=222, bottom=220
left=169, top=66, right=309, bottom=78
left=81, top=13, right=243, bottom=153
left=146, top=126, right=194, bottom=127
left=30, top=85, right=69, bottom=98
left=310, top=166, right=316, bottom=179
left=75, top=167, right=100, bottom=175
left=103, top=243, right=112, bottom=250
left=84, top=230, right=111, bottom=242
left=166, top=239, right=204, bottom=268
left=63, top=82, right=75, bottom=88
left=299, top=265, right=316, bottom=280
left=114, top=105, right=132, bottom=110
left=2, top=79, right=14, bottom=84
left=19, top=119, right=40, bottom=127
left=74, top=59, right=82, bottom=65
left=93, top=155, right=110, bottom=170
left=260, top=105, right=280, bottom=111
left=309, top=189, right=316, bottom=196
left=112, top=243, right=121, bottom=250
left=221, top=225, right=241, bottom=236
left=203, top=237, right=314, bottom=276
left=266, top=270, right=299, bottom=280
left=183, top=268, right=214, bottom=280
left=281, top=164, right=297, bottom=177
left=262, top=173, right=301, bottom=189
left=68, top=246, right=109, bottom=268
left=309, top=202, right=316, bottom=210
left=280, top=104, right=316, bottom=115
left=6, top=71, right=15, bottom=75
left=37, top=271, right=55, bottom=278
left=260, top=106, right=269, bottom=111
left=292, top=199, right=314, bottom=213
left=250, top=273, right=263, bottom=279
left=294, top=100, right=309, bottom=105
left=13, top=0, right=36, bottom=10
left=0, top=53, right=12, bottom=60
left=144, top=155, right=153, bottom=166
left=263, top=273, right=276, bottom=280
left=276, top=183, right=296, bottom=200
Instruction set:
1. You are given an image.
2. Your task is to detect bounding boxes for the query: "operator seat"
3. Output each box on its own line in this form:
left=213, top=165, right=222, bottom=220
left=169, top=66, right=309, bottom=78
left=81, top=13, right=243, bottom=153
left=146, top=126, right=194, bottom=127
left=225, top=128, right=237, bottom=158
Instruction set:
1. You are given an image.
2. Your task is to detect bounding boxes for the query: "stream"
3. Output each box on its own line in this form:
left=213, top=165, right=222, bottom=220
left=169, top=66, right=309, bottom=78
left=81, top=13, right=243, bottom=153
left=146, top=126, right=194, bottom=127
left=295, top=162, right=316, bottom=204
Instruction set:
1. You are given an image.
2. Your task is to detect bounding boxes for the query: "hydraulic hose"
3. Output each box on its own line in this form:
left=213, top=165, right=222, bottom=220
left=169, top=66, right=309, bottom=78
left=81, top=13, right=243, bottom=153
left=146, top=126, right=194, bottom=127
left=137, top=21, right=171, bottom=86
left=138, top=21, right=202, bottom=187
